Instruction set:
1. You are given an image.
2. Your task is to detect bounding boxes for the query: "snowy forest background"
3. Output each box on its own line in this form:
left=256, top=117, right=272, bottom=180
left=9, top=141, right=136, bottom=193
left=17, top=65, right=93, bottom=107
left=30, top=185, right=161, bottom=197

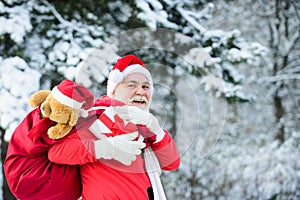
left=0, top=0, right=300, bottom=199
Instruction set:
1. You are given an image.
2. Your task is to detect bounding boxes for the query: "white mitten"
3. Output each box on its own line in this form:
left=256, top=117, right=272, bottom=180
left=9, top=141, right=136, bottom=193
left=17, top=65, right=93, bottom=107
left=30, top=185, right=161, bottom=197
left=115, top=106, right=165, bottom=143
left=94, top=131, right=146, bottom=165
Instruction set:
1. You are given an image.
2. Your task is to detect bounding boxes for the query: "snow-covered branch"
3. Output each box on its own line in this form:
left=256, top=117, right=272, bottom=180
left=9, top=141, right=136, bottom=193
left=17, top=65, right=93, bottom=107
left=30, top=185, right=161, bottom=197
left=162, top=0, right=206, bottom=33
left=281, top=29, right=300, bottom=57
left=277, top=65, right=300, bottom=74
left=41, top=0, right=83, bottom=33
left=259, top=74, right=300, bottom=82
left=176, top=6, right=206, bottom=33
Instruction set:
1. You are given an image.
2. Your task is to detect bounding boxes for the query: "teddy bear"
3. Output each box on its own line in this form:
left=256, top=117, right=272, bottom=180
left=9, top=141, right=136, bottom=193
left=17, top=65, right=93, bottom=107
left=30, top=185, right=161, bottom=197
left=29, top=80, right=94, bottom=139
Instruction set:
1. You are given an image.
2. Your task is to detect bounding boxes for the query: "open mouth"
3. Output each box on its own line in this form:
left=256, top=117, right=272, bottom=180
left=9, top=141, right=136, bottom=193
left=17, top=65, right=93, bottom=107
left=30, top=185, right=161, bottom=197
left=130, top=96, right=148, bottom=106
left=132, top=99, right=146, bottom=105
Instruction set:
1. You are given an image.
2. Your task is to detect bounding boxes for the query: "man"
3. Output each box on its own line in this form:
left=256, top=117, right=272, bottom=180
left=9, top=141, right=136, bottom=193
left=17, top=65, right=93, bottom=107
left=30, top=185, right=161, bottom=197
left=48, top=55, right=180, bottom=200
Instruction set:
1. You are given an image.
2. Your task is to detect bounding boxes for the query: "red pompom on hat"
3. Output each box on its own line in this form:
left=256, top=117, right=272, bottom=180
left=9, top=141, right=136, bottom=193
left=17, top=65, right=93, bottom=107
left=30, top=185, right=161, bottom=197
left=107, top=54, right=153, bottom=97
left=51, top=79, right=94, bottom=117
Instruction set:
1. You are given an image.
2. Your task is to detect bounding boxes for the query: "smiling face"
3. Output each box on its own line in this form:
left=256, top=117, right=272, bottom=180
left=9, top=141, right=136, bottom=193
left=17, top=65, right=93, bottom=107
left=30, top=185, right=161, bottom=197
left=112, top=73, right=152, bottom=110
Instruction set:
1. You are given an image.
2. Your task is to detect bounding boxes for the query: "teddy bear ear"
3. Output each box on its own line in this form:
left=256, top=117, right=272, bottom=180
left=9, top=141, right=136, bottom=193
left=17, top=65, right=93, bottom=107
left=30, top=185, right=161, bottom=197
left=29, top=90, right=51, bottom=108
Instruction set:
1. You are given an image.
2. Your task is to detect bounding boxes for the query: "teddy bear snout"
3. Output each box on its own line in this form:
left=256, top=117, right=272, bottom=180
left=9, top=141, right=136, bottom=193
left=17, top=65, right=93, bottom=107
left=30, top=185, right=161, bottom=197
left=41, top=102, right=52, bottom=117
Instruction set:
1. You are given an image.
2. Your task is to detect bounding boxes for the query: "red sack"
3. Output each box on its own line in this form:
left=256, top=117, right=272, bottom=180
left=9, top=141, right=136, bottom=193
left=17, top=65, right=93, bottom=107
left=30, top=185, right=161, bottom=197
left=4, top=108, right=81, bottom=200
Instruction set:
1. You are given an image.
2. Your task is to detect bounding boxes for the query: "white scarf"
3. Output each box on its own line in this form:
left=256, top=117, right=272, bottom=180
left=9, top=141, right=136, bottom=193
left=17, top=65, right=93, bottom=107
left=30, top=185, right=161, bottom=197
left=144, top=147, right=167, bottom=200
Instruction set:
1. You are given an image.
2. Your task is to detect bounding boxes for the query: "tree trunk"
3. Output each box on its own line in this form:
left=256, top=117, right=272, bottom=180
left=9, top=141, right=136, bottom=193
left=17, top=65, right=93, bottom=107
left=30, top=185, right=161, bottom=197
left=269, top=0, right=289, bottom=143
left=169, top=71, right=178, bottom=137
left=273, top=85, right=285, bottom=142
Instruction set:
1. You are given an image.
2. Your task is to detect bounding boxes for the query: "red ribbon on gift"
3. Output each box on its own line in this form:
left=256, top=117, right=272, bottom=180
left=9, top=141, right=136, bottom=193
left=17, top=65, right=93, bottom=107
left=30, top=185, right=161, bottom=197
left=136, top=124, right=157, bottom=148
left=98, top=111, right=156, bottom=148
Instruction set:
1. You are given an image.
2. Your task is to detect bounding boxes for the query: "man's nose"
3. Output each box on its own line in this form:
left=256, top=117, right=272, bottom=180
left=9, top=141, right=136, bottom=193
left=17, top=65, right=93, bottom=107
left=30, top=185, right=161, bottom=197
left=135, top=85, right=146, bottom=95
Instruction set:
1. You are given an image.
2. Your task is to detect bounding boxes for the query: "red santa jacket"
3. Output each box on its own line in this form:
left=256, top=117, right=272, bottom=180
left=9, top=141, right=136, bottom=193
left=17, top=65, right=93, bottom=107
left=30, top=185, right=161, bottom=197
left=48, top=96, right=180, bottom=200
left=4, top=108, right=81, bottom=200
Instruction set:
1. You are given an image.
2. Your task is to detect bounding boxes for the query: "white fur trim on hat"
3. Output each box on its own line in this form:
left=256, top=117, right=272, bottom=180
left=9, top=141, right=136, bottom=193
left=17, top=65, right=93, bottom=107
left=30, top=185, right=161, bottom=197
left=122, top=64, right=152, bottom=84
left=107, top=64, right=153, bottom=98
left=51, top=86, right=84, bottom=110
left=107, top=69, right=124, bottom=98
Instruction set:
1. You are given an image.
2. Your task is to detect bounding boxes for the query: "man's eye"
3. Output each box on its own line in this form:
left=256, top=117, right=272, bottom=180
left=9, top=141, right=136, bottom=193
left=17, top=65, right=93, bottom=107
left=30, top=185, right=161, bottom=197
left=128, top=84, right=136, bottom=88
left=143, top=85, right=149, bottom=89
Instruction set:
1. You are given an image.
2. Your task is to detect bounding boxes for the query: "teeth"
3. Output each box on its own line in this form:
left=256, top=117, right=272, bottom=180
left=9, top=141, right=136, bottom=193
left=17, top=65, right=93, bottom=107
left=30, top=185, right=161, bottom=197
left=134, top=97, right=142, bottom=101
left=131, top=96, right=148, bottom=104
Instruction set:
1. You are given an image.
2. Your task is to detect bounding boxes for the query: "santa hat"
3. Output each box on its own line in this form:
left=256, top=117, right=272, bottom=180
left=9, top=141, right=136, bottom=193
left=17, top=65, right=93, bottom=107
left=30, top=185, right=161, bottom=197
left=51, top=79, right=94, bottom=117
left=107, top=55, right=153, bottom=97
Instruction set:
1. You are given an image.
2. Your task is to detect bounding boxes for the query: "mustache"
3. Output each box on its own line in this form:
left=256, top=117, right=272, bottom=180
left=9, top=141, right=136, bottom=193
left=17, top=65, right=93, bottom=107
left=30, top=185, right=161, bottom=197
left=130, top=96, right=149, bottom=103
